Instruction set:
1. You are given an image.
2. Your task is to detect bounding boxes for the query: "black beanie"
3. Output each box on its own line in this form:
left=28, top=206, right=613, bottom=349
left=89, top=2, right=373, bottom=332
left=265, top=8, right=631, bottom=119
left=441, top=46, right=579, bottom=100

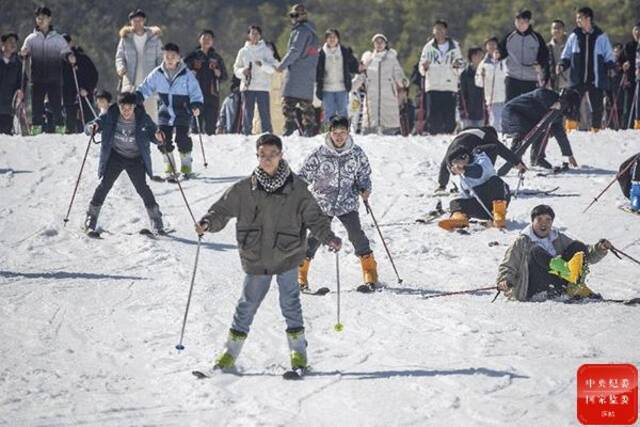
left=531, top=204, right=555, bottom=221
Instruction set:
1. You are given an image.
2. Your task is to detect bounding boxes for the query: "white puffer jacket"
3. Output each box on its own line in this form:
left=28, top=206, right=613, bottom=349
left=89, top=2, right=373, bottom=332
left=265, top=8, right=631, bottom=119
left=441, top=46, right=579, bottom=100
left=418, top=38, right=464, bottom=92
left=352, top=49, right=407, bottom=130
left=233, top=40, right=277, bottom=92
left=475, top=56, right=507, bottom=104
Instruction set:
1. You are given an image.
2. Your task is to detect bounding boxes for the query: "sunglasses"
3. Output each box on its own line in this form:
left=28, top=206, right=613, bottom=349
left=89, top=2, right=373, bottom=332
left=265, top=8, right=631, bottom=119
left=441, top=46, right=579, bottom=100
left=289, top=13, right=300, bottom=18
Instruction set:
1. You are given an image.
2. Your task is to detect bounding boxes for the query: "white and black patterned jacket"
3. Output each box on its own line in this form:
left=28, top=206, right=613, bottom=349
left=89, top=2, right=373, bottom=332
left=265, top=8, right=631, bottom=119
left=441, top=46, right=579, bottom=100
left=298, top=135, right=372, bottom=217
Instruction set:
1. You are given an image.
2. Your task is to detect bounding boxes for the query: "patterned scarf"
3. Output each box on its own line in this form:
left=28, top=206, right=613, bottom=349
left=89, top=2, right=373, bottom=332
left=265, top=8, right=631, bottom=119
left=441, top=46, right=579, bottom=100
left=254, top=159, right=291, bottom=193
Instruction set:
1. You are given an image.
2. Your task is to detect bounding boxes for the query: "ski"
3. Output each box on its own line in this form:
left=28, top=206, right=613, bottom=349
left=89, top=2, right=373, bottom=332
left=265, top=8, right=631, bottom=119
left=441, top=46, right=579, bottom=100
left=416, top=201, right=446, bottom=224
left=564, top=296, right=640, bottom=306
left=301, top=287, right=330, bottom=296
left=192, top=370, right=210, bottom=379
left=618, top=205, right=640, bottom=216
left=535, top=165, right=571, bottom=177
left=150, top=175, right=166, bottom=183
left=138, top=228, right=176, bottom=238
left=283, top=368, right=305, bottom=380
left=517, top=186, right=560, bottom=196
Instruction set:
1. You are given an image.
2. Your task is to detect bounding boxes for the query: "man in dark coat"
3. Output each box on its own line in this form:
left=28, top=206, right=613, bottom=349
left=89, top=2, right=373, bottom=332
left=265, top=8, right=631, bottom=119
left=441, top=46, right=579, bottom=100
left=62, top=33, right=98, bottom=133
left=0, top=33, right=23, bottom=135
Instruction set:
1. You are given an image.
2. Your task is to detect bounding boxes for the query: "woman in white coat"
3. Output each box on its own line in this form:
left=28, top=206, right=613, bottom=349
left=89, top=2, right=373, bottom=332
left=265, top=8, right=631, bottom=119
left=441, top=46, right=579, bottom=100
left=475, top=37, right=507, bottom=132
left=352, top=34, right=408, bottom=135
left=233, top=25, right=277, bottom=135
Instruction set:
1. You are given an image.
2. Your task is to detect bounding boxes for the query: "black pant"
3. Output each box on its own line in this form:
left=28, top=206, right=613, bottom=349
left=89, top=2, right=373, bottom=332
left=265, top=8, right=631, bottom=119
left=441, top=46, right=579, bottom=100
left=569, top=83, right=604, bottom=129
left=32, top=81, right=63, bottom=128
left=194, top=96, right=219, bottom=135
left=158, top=125, right=192, bottom=153
left=450, top=176, right=511, bottom=220
left=306, top=211, right=371, bottom=258
left=527, top=241, right=588, bottom=298
left=90, top=150, right=158, bottom=209
left=0, top=114, right=13, bottom=135
left=512, top=131, right=548, bottom=165
left=505, top=77, right=538, bottom=102
left=64, top=94, right=94, bottom=134
left=622, top=83, right=639, bottom=129
left=425, top=91, right=456, bottom=134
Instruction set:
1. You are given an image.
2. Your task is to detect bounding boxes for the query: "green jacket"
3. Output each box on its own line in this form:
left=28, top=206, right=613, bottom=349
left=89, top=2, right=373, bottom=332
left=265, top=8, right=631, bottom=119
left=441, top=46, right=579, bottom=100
left=202, top=173, right=335, bottom=275
left=497, top=232, right=608, bottom=301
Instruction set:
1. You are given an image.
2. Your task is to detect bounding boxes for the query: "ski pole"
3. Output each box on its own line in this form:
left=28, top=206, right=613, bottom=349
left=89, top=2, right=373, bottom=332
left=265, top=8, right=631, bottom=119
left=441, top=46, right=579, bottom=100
left=159, top=133, right=199, bottom=226
left=363, top=199, right=403, bottom=284
left=71, top=65, right=86, bottom=128
left=82, top=94, right=98, bottom=120
left=175, top=234, right=202, bottom=351
left=513, top=172, right=525, bottom=199
left=460, top=176, right=494, bottom=221
left=334, top=251, right=344, bottom=332
left=604, top=75, right=626, bottom=129
left=63, top=129, right=96, bottom=225
left=194, top=115, right=208, bottom=168
left=423, top=286, right=497, bottom=300
left=610, top=245, right=640, bottom=267
left=627, top=81, right=639, bottom=130
left=583, top=153, right=640, bottom=213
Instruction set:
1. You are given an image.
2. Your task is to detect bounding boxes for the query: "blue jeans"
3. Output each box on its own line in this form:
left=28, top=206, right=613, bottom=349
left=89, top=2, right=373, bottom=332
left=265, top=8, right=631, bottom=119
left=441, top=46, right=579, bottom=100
left=322, top=91, right=349, bottom=122
left=242, top=91, right=271, bottom=135
left=489, top=103, right=504, bottom=133
left=231, top=267, right=303, bottom=334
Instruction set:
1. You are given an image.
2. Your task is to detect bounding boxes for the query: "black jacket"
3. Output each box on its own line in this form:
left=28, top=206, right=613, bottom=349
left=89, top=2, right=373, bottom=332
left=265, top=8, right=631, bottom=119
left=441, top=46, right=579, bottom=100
left=502, top=88, right=572, bottom=156
left=438, top=126, right=521, bottom=187
left=0, top=54, right=23, bottom=115
left=621, top=40, right=638, bottom=85
left=184, top=47, right=228, bottom=98
left=62, top=47, right=98, bottom=104
left=316, top=45, right=359, bottom=99
left=458, top=65, right=484, bottom=121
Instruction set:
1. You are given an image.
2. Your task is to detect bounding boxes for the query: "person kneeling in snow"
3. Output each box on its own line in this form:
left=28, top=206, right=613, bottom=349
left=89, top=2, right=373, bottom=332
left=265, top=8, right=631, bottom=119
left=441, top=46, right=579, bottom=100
left=438, top=145, right=510, bottom=230
left=297, top=115, right=378, bottom=293
left=84, top=92, right=166, bottom=235
left=617, top=153, right=640, bottom=211
left=496, top=204, right=612, bottom=301
left=195, top=134, right=342, bottom=373
left=136, top=42, right=203, bottom=178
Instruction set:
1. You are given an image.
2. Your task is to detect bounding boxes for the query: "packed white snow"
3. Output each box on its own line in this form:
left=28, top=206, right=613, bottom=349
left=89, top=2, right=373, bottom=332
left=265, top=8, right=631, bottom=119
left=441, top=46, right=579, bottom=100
left=0, top=130, right=639, bottom=426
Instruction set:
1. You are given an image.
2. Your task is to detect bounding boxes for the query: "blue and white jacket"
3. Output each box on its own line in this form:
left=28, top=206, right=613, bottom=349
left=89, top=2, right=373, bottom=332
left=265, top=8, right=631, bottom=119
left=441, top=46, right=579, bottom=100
left=136, top=61, right=204, bottom=127
left=298, top=135, right=372, bottom=217
left=458, top=152, right=496, bottom=199
left=560, top=25, right=614, bottom=90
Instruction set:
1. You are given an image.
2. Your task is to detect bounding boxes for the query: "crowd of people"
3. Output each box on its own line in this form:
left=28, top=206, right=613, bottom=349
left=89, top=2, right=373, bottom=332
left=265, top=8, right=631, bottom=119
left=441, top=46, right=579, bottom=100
left=1, top=4, right=640, bottom=376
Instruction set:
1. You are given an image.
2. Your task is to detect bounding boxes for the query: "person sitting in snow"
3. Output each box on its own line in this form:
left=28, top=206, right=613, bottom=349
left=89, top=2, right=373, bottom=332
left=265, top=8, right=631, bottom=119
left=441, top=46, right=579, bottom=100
left=297, top=115, right=378, bottom=293
left=136, top=42, right=203, bottom=179
left=436, top=126, right=526, bottom=194
left=194, top=134, right=341, bottom=374
left=618, top=153, right=640, bottom=211
left=84, top=92, right=166, bottom=236
left=496, top=204, right=612, bottom=301
left=438, top=143, right=510, bottom=230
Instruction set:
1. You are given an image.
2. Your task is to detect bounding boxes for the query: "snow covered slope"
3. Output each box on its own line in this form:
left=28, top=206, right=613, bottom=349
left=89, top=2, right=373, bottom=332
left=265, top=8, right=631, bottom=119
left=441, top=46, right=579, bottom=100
left=1, top=130, right=639, bottom=426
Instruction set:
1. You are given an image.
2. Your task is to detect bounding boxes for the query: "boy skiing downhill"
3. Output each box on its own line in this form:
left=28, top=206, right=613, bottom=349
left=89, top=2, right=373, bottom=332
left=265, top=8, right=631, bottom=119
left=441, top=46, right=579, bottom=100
left=84, top=92, right=166, bottom=237
left=297, top=115, right=379, bottom=293
left=136, top=42, right=203, bottom=180
left=195, top=134, right=342, bottom=377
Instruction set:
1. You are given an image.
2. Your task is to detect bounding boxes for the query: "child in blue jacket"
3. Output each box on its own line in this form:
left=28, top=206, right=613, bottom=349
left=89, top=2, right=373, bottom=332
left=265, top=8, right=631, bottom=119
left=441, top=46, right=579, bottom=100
left=136, top=42, right=203, bottom=177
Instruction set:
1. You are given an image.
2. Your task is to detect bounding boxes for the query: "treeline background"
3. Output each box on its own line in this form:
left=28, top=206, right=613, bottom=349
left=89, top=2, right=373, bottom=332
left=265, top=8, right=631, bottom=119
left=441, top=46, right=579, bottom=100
left=2, top=0, right=639, bottom=94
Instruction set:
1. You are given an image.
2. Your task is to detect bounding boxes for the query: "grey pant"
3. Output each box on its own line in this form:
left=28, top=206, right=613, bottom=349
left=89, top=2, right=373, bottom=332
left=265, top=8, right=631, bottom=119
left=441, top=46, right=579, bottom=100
left=306, top=210, right=371, bottom=259
left=231, top=267, right=303, bottom=334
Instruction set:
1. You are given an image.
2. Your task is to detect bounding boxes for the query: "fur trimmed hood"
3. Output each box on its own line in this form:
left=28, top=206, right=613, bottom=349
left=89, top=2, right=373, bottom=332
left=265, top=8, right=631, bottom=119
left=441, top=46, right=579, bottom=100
left=118, top=25, right=162, bottom=39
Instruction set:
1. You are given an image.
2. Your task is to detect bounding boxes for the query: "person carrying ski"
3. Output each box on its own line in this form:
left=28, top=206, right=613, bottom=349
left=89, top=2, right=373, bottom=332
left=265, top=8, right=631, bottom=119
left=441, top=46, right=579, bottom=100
left=297, top=115, right=378, bottom=293
left=84, top=92, right=166, bottom=236
left=194, top=133, right=342, bottom=374
left=437, top=142, right=511, bottom=231
left=435, top=126, right=526, bottom=193
left=500, top=87, right=579, bottom=173
left=497, top=204, right=612, bottom=301
left=0, top=32, right=23, bottom=135
left=617, top=153, right=640, bottom=211
left=136, top=42, right=203, bottom=179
